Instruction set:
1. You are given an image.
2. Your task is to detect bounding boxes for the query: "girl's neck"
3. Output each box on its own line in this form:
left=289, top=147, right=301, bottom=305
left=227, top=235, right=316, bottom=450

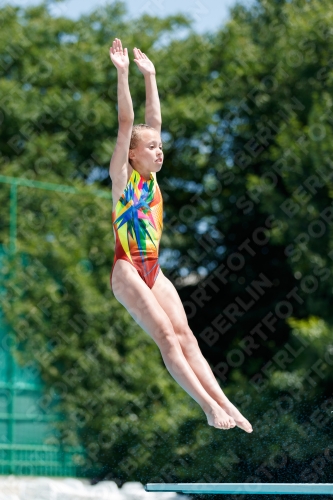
left=132, top=166, right=151, bottom=181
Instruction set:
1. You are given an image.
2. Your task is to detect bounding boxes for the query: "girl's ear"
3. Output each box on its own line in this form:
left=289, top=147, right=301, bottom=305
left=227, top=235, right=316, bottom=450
left=129, top=149, right=135, bottom=160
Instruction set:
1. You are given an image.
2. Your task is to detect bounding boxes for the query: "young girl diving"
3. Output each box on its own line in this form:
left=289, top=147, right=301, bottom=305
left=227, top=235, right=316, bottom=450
left=109, top=38, right=253, bottom=433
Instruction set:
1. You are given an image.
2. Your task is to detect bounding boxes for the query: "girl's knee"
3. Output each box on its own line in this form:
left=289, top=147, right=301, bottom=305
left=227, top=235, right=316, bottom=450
left=174, top=323, right=195, bottom=340
left=176, top=326, right=199, bottom=351
left=154, top=324, right=178, bottom=350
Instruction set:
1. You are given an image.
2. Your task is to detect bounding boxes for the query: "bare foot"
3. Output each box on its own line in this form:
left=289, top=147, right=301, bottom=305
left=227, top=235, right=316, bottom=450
left=219, top=399, right=253, bottom=433
left=205, top=403, right=236, bottom=430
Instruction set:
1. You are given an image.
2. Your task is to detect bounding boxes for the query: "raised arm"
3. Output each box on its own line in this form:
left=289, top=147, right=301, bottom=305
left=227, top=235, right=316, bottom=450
left=133, top=48, right=161, bottom=134
left=109, top=38, right=134, bottom=186
left=113, top=41, right=133, bottom=124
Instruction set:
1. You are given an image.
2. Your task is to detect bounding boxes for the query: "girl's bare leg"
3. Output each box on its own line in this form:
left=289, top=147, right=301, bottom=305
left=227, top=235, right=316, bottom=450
left=181, top=344, right=253, bottom=433
left=151, top=271, right=253, bottom=433
left=111, top=260, right=236, bottom=430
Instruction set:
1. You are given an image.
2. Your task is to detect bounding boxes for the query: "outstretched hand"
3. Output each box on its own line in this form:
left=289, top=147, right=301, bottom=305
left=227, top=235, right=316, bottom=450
left=110, top=38, right=129, bottom=70
left=133, top=48, right=156, bottom=75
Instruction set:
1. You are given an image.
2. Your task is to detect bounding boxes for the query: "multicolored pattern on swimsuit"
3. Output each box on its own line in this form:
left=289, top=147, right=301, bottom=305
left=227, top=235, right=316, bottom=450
left=111, top=168, right=163, bottom=287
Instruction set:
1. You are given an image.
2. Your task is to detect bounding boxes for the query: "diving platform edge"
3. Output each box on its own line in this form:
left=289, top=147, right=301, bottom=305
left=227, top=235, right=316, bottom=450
left=144, top=483, right=333, bottom=495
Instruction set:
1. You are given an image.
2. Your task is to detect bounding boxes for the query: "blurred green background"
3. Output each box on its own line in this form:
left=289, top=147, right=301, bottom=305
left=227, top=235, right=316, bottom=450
left=0, top=0, right=333, bottom=496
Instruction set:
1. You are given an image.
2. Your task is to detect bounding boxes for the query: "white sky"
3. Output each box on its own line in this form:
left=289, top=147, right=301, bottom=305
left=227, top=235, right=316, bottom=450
left=2, top=0, right=255, bottom=33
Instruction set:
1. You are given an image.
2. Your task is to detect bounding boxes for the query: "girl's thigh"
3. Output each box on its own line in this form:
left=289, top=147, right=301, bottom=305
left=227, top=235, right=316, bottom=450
left=111, top=259, right=176, bottom=347
left=151, top=269, right=190, bottom=332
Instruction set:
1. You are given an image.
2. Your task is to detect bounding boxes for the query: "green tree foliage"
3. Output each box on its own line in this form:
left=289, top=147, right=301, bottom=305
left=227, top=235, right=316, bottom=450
left=0, top=0, right=199, bottom=481
left=1, top=0, right=333, bottom=488
left=175, top=0, right=333, bottom=486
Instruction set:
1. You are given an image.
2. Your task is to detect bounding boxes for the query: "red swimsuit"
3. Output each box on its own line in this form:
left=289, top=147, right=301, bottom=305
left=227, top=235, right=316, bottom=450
left=110, top=168, right=163, bottom=290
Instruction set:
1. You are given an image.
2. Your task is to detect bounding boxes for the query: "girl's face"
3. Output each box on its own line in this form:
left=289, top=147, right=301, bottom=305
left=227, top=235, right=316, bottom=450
left=129, top=129, right=163, bottom=172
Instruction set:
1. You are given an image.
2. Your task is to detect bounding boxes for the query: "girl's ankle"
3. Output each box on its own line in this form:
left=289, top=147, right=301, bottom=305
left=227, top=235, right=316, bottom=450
left=202, top=400, right=220, bottom=413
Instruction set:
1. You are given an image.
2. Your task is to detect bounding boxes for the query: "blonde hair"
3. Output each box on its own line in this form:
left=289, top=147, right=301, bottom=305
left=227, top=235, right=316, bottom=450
left=129, top=124, right=157, bottom=150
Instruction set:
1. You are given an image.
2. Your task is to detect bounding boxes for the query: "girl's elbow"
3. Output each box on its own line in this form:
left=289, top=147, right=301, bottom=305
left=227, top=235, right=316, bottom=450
left=119, top=114, right=134, bottom=124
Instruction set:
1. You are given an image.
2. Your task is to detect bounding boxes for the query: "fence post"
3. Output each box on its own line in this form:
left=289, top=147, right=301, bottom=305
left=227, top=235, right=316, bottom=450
left=9, top=183, right=17, bottom=256
left=9, top=183, right=17, bottom=472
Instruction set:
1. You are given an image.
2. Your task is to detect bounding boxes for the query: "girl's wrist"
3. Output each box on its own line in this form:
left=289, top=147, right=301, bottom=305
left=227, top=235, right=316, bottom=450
left=144, top=71, right=156, bottom=77
left=117, top=66, right=129, bottom=75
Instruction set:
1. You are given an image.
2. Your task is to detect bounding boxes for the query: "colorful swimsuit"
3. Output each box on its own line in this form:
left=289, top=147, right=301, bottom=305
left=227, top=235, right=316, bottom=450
left=110, top=168, right=163, bottom=290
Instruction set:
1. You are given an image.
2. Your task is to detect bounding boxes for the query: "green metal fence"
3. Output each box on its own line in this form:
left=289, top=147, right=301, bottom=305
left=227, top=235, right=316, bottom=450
left=0, top=174, right=112, bottom=476
left=0, top=174, right=111, bottom=255
left=0, top=297, right=84, bottom=475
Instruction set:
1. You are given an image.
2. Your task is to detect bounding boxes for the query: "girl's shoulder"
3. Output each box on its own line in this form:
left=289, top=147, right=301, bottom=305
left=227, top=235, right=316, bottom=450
left=112, top=164, right=134, bottom=212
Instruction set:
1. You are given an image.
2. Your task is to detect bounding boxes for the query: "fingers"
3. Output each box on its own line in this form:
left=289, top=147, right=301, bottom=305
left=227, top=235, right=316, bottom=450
left=110, top=40, right=150, bottom=61
left=138, top=48, right=148, bottom=59
left=113, top=39, right=117, bottom=52
left=116, top=38, right=122, bottom=53
left=110, top=38, right=127, bottom=56
left=133, top=47, right=149, bottom=59
left=110, top=39, right=118, bottom=55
